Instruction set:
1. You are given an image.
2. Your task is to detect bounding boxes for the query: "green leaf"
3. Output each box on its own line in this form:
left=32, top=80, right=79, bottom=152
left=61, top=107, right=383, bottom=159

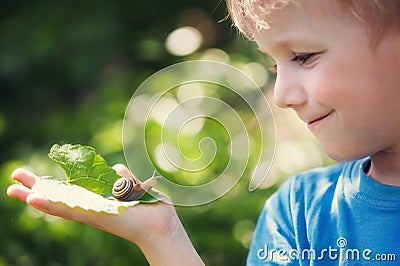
left=138, top=191, right=166, bottom=203
left=32, top=176, right=139, bottom=214
left=48, top=144, right=120, bottom=197
left=31, top=144, right=170, bottom=214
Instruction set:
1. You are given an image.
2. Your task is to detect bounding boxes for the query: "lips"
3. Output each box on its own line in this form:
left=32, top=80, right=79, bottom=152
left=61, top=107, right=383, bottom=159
left=307, top=111, right=333, bottom=126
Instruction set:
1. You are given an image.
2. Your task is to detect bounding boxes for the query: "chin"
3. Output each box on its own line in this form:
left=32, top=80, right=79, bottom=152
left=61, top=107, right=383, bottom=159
left=323, top=147, right=368, bottom=163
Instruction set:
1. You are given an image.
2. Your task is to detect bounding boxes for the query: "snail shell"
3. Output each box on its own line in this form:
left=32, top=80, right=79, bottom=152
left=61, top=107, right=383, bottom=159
left=112, top=177, right=142, bottom=201
left=112, top=174, right=160, bottom=201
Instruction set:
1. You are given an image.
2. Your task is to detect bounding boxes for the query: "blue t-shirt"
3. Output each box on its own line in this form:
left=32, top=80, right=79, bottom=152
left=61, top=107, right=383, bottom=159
left=247, top=158, right=400, bottom=265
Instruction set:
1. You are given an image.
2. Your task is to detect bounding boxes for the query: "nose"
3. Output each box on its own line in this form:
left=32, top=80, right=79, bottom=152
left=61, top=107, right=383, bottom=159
left=273, top=68, right=307, bottom=109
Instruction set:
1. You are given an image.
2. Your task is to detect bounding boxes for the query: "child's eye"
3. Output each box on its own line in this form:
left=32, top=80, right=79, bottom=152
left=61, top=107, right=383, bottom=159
left=291, top=53, right=316, bottom=65
left=266, top=52, right=320, bottom=74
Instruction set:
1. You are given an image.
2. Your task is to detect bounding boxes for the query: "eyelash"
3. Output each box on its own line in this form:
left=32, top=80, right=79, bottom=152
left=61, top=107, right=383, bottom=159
left=267, top=53, right=317, bottom=74
left=291, top=53, right=315, bottom=65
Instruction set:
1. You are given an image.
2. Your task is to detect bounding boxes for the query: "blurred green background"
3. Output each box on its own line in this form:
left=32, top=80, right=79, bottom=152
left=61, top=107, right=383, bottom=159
left=0, top=1, right=331, bottom=265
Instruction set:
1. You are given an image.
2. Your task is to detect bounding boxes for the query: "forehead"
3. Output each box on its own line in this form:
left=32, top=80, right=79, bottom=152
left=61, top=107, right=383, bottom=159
left=253, top=0, right=349, bottom=53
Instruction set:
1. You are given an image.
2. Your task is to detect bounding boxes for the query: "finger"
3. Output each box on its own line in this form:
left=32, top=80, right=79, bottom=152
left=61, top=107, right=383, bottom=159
left=26, top=193, right=78, bottom=221
left=26, top=193, right=113, bottom=230
left=112, top=164, right=135, bottom=179
left=7, top=184, right=32, bottom=202
left=11, top=168, right=38, bottom=188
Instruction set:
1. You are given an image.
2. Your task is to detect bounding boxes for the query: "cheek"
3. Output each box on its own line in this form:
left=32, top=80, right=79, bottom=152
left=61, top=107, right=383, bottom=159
left=306, top=67, right=347, bottom=105
left=308, top=51, right=380, bottom=108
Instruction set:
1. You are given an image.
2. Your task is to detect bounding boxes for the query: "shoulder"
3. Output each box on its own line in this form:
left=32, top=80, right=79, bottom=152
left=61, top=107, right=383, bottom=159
left=286, top=162, right=344, bottom=195
left=267, top=160, right=361, bottom=213
left=272, top=163, right=342, bottom=198
left=280, top=160, right=361, bottom=195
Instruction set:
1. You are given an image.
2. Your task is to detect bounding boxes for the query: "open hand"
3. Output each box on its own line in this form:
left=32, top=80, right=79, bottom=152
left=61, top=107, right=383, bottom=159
left=7, top=165, right=204, bottom=265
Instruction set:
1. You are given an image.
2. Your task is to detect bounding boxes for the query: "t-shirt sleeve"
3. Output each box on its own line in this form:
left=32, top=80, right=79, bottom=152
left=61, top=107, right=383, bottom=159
left=247, top=177, right=299, bottom=265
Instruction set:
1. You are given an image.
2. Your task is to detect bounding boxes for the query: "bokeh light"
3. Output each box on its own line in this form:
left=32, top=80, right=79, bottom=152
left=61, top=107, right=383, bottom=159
left=165, top=26, right=203, bottom=56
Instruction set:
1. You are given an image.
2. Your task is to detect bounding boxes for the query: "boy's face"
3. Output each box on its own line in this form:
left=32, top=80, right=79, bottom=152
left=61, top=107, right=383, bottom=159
left=254, top=0, right=400, bottom=161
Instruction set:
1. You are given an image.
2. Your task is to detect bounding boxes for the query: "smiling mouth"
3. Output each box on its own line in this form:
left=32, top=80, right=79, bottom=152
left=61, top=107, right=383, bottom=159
left=308, top=111, right=333, bottom=126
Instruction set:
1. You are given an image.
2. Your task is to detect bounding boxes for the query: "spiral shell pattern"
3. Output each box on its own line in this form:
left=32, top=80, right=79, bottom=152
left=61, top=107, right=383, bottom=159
left=112, top=177, right=137, bottom=201
left=123, top=60, right=275, bottom=206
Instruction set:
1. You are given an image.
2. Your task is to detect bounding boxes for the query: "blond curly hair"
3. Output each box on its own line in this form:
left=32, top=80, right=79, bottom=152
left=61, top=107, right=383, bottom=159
left=227, top=0, right=400, bottom=43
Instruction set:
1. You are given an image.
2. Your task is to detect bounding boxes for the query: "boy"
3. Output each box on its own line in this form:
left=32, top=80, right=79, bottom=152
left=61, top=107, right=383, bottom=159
left=227, top=0, right=400, bottom=264
left=8, top=0, right=400, bottom=265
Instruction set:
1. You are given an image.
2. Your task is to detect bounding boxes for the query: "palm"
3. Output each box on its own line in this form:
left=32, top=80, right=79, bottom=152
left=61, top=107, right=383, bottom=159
left=7, top=166, right=177, bottom=247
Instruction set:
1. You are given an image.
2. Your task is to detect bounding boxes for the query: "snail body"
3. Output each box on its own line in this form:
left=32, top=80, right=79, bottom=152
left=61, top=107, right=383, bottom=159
left=112, top=173, right=159, bottom=201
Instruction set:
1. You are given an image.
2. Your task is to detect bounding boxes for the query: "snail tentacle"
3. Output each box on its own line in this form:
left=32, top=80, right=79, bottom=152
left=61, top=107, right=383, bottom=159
left=140, top=175, right=160, bottom=191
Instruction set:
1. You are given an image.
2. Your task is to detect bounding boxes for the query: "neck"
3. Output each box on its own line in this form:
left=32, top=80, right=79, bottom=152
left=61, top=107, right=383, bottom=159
left=368, top=150, right=400, bottom=186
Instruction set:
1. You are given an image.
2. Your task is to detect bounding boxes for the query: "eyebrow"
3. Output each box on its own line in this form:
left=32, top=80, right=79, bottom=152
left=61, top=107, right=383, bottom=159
left=258, top=35, right=325, bottom=57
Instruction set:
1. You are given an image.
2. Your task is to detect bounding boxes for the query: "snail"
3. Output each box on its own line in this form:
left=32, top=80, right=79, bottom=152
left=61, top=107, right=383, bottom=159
left=112, top=171, right=160, bottom=201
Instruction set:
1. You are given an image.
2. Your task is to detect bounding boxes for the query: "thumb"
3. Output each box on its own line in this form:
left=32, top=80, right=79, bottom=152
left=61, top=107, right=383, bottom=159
left=112, top=164, right=136, bottom=179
